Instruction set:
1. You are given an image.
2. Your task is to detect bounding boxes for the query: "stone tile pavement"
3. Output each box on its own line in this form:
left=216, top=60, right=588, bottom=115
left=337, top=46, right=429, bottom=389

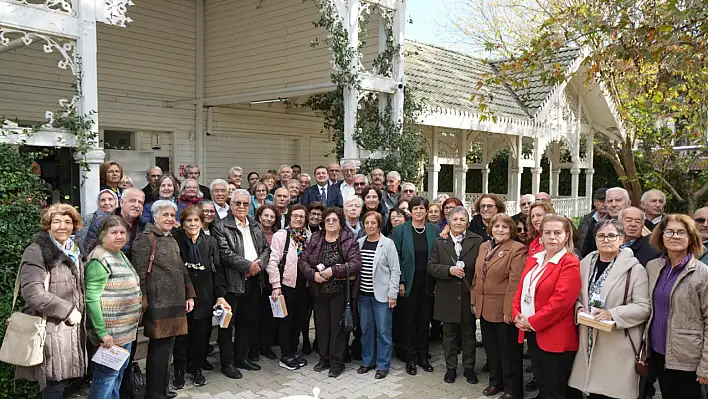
left=174, top=340, right=539, bottom=399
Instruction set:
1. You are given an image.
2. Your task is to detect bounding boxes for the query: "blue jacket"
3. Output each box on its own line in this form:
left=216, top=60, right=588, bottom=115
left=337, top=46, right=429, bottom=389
left=301, top=184, right=343, bottom=207
left=84, top=207, right=148, bottom=260
left=142, top=199, right=190, bottom=224
left=248, top=194, right=274, bottom=218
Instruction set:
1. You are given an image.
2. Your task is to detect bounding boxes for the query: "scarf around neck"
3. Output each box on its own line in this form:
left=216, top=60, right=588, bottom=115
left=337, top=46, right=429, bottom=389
left=51, top=235, right=80, bottom=265
left=175, top=230, right=203, bottom=269
left=288, top=227, right=307, bottom=256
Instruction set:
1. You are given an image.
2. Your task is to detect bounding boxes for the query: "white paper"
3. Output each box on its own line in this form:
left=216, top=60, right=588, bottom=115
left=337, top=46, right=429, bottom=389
left=92, top=345, right=130, bottom=371
left=578, top=311, right=615, bottom=326
left=213, top=306, right=232, bottom=328
left=270, top=296, right=287, bottom=318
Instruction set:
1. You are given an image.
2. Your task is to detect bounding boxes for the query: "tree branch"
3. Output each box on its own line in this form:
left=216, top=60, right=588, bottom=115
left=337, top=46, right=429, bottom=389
left=656, top=173, right=686, bottom=202
left=692, top=180, right=708, bottom=202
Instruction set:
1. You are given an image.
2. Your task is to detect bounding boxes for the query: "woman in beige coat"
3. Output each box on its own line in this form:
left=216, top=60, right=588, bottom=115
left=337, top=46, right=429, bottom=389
left=16, top=204, right=87, bottom=399
left=568, top=219, right=650, bottom=399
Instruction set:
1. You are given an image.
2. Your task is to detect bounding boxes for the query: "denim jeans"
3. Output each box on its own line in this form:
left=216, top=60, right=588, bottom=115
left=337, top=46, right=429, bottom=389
left=88, top=342, right=132, bottom=399
left=358, top=295, right=393, bottom=371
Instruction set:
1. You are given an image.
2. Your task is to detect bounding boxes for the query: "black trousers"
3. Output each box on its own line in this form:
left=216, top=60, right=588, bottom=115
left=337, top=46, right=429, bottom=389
left=216, top=290, right=247, bottom=367
left=251, top=288, right=277, bottom=349
left=313, top=293, right=348, bottom=370
left=402, top=269, right=431, bottom=362
left=481, top=318, right=523, bottom=398
left=527, top=332, right=575, bottom=399
left=650, top=353, right=702, bottom=399
left=278, top=284, right=307, bottom=357
left=173, top=312, right=212, bottom=372
left=301, top=290, right=314, bottom=346
left=145, top=337, right=174, bottom=399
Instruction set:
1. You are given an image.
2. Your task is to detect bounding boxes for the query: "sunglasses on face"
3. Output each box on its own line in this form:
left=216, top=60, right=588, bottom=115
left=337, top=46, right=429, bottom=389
left=520, top=202, right=532, bottom=207
left=354, top=182, right=366, bottom=186
left=403, top=189, right=415, bottom=193
left=695, top=218, right=708, bottom=224
left=231, top=201, right=247, bottom=207
left=517, top=227, right=526, bottom=232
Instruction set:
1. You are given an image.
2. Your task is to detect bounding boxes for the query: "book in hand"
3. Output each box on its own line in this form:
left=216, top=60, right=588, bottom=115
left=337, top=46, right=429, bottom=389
left=270, top=294, right=288, bottom=318
left=92, top=345, right=131, bottom=371
left=213, top=305, right=232, bottom=328
left=577, top=311, right=615, bottom=332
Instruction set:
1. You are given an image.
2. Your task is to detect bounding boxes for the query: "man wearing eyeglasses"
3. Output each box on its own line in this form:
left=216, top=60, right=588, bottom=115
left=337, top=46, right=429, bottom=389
left=142, top=166, right=162, bottom=203
left=212, top=189, right=271, bottom=379
left=210, top=178, right=230, bottom=220
left=512, top=194, right=535, bottom=222
left=400, top=182, right=417, bottom=202
left=619, top=207, right=660, bottom=266
left=353, top=174, right=369, bottom=196
left=693, top=207, right=708, bottom=264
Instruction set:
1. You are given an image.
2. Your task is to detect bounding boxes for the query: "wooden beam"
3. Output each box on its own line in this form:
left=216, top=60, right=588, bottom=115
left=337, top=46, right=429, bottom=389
left=165, top=82, right=338, bottom=106
left=0, top=2, right=80, bottom=38
left=359, top=74, right=399, bottom=93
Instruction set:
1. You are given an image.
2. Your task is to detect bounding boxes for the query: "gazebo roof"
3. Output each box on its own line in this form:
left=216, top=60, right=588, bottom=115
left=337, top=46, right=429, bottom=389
left=405, top=40, right=581, bottom=121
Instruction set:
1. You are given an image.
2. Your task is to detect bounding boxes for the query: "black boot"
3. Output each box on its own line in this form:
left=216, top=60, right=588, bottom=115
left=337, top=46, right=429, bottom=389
left=172, top=368, right=185, bottom=390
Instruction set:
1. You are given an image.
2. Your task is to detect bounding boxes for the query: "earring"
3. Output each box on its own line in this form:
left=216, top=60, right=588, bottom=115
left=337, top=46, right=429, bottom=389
left=538, top=238, right=543, bottom=245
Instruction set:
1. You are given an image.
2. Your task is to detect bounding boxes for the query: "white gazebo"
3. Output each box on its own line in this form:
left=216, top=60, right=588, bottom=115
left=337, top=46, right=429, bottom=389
left=407, top=41, right=626, bottom=217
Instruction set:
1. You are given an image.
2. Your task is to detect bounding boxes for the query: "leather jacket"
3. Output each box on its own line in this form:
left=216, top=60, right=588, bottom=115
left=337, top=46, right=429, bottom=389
left=211, top=212, right=271, bottom=295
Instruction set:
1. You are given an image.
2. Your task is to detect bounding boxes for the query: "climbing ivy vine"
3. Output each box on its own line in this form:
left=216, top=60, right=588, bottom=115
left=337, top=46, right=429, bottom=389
left=306, top=0, right=426, bottom=184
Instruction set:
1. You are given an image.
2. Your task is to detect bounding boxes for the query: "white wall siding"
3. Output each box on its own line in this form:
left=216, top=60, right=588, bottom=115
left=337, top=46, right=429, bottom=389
left=0, top=0, right=197, bottom=175
left=204, top=0, right=380, bottom=98
left=203, top=105, right=334, bottom=182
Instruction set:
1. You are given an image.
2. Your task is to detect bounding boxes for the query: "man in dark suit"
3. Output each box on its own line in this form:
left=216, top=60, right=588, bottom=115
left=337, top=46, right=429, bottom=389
left=142, top=166, right=162, bottom=203
left=273, top=187, right=292, bottom=229
left=301, top=165, right=343, bottom=207
left=185, top=163, right=212, bottom=200
left=620, top=206, right=661, bottom=266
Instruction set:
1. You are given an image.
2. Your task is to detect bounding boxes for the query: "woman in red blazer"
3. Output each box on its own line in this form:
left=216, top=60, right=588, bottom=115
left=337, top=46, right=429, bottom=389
left=513, top=214, right=581, bottom=399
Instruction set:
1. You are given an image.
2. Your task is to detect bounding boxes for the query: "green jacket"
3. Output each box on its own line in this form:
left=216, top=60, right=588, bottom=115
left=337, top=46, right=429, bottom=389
left=392, top=221, right=441, bottom=297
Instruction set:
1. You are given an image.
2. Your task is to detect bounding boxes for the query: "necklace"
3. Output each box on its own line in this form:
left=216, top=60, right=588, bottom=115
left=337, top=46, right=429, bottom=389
left=413, top=224, right=426, bottom=234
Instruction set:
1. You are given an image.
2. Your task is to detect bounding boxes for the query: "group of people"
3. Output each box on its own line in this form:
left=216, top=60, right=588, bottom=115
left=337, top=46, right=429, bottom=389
left=13, top=159, right=708, bottom=399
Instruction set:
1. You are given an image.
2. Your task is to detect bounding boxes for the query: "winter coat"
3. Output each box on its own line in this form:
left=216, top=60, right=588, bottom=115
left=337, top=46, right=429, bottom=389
left=468, top=214, right=491, bottom=242
left=84, top=207, right=148, bottom=260
left=298, top=229, right=362, bottom=298
left=173, top=229, right=221, bottom=320
left=267, top=229, right=304, bottom=290
left=471, top=239, right=527, bottom=323
left=576, top=211, right=595, bottom=254
left=211, top=213, right=270, bottom=295
left=427, top=232, right=483, bottom=323
left=627, top=235, right=661, bottom=267
left=15, top=232, right=87, bottom=389
left=132, top=224, right=196, bottom=339
left=568, top=248, right=651, bottom=399
left=644, top=255, right=708, bottom=376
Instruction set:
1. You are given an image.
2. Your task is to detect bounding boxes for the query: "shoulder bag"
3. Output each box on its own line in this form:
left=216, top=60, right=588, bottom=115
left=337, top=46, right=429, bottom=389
left=622, top=268, right=650, bottom=376
left=341, top=261, right=355, bottom=333
left=278, top=231, right=291, bottom=285
left=0, top=266, right=50, bottom=366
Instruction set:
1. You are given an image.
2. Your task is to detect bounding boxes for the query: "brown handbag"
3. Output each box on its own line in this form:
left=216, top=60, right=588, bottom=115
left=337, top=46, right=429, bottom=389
left=622, top=268, right=650, bottom=376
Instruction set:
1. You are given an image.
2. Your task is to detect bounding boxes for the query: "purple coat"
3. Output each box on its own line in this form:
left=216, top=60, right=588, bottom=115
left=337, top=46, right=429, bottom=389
left=298, top=229, right=361, bottom=298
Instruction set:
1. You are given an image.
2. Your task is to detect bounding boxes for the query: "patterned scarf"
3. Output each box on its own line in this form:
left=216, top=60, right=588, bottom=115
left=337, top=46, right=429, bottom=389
left=51, top=235, right=80, bottom=265
left=586, top=253, right=616, bottom=357
left=179, top=195, right=202, bottom=206
left=289, top=227, right=307, bottom=256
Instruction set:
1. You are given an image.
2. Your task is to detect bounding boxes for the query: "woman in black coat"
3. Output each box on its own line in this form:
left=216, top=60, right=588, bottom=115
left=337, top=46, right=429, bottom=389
left=171, top=206, right=230, bottom=389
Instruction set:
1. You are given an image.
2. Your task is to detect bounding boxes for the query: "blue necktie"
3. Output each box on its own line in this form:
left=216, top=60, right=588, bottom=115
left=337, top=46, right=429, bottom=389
left=321, top=187, right=327, bottom=205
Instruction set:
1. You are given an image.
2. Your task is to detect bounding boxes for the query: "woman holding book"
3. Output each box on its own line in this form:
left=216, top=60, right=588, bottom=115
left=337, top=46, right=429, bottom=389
left=568, top=218, right=650, bottom=399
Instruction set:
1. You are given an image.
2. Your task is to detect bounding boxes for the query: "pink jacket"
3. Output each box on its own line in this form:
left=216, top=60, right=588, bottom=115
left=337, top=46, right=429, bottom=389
left=266, top=230, right=300, bottom=289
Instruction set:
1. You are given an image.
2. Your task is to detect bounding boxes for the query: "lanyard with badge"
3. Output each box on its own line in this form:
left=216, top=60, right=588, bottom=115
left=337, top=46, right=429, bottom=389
left=523, top=260, right=548, bottom=305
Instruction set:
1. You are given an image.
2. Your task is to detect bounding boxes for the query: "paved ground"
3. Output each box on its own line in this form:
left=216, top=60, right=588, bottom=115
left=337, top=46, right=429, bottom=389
left=174, top=333, right=539, bottom=399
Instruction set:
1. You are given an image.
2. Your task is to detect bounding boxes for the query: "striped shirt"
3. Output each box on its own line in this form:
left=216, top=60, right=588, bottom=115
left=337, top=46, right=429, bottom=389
left=359, top=240, right=378, bottom=295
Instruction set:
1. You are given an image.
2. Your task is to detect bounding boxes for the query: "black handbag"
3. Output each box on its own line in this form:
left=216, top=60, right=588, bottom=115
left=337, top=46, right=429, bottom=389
left=341, top=261, right=355, bottom=333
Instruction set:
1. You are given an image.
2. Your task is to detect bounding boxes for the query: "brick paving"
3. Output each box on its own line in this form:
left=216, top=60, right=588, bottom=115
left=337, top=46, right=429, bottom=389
left=171, top=327, right=539, bottom=399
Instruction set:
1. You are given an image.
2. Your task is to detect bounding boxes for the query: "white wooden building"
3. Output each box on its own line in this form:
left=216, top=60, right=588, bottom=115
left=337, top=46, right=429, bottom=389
left=0, top=0, right=623, bottom=217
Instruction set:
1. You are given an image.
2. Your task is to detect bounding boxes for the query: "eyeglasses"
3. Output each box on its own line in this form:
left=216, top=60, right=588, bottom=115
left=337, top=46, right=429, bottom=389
left=480, top=204, right=496, bottom=210
left=520, top=202, right=532, bottom=207
left=517, top=227, right=526, bottom=232
left=354, top=182, right=367, bottom=186
left=664, top=229, right=688, bottom=238
left=695, top=218, right=708, bottom=224
left=231, top=201, right=247, bottom=207
left=290, top=215, right=306, bottom=220
left=403, top=189, right=415, bottom=193
left=202, top=209, right=215, bottom=214
left=324, top=218, right=339, bottom=224
left=595, top=233, right=620, bottom=242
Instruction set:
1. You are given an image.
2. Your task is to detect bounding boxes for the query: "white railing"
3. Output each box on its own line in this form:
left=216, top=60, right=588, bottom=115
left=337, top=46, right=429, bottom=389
left=422, top=192, right=590, bottom=218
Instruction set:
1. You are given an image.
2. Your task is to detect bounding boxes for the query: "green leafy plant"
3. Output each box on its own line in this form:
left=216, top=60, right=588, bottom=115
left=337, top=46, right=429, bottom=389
left=307, top=0, right=426, bottom=184
left=0, top=144, right=46, bottom=399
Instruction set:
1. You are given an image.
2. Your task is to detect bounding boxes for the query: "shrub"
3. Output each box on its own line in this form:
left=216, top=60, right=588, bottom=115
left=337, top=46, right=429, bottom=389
left=0, top=144, right=47, bottom=398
